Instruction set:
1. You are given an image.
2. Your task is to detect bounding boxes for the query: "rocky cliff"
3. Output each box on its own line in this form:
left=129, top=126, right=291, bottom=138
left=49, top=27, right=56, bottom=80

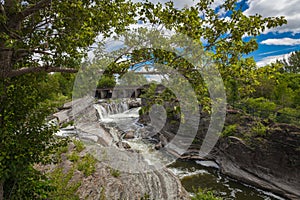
left=139, top=103, right=300, bottom=200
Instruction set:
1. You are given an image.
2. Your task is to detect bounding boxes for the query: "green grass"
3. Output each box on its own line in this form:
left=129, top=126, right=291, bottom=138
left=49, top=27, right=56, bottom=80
left=48, top=167, right=81, bottom=200
left=67, top=152, right=80, bottom=162
left=61, top=120, right=74, bottom=128
left=251, top=121, right=268, bottom=136
left=110, top=168, right=121, bottom=177
left=77, top=153, right=97, bottom=176
left=192, top=188, right=222, bottom=200
left=221, top=124, right=237, bottom=137
left=73, top=139, right=85, bottom=152
left=53, top=143, right=69, bottom=163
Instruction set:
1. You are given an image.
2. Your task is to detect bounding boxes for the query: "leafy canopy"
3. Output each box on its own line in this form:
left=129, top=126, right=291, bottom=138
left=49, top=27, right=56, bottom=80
left=0, top=0, right=138, bottom=199
left=0, top=0, right=138, bottom=78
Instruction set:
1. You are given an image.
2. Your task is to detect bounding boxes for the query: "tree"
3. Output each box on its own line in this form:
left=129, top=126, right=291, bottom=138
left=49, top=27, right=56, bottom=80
left=0, top=0, right=288, bottom=198
left=92, top=0, right=286, bottom=108
left=118, top=71, right=148, bottom=86
left=279, top=51, right=300, bottom=73
left=140, top=0, right=286, bottom=101
left=97, top=75, right=116, bottom=88
left=0, top=0, right=138, bottom=78
left=0, top=0, right=139, bottom=199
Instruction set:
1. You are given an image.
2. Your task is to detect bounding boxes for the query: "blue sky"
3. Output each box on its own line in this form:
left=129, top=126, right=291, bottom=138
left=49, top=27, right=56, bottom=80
left=241, top=0, right=300, bottom=66
left=133, top=0, right=300, bottom=67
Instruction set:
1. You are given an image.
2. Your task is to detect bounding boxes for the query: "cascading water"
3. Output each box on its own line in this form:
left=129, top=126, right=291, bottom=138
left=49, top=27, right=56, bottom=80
left=94, top=101, right=131, bottom=122
left=56, top=98, right=285, bottom=200
left=93, top=99, right=176, bottom=170
left=90, top=99, right=285, bottom=200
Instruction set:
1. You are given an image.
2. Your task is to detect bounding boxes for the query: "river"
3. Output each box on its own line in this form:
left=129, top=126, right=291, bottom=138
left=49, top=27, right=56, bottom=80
left=59, top=100, right=286, bottom=200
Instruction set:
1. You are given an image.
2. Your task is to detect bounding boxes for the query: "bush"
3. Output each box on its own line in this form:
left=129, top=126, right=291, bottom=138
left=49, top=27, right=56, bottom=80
left=3, top=166, right=54, bottom=200
left=77, top=154, right=97, bottom=176
left=67, top=152, right=80, bottom=162
left=221, top=124, right=237, bottom=137
left=241, top=97, right=277, bottom=119
left=48, top=167, right=81, bottom=200
left=97, top=75, right=116, bottom=88
left=276, top=107, right=300, bottom=126
left=192, top=189, right=222, bottom=200
left=73, top=140, right=85, bottom=152
left=251, top=121, right=268, bottom=136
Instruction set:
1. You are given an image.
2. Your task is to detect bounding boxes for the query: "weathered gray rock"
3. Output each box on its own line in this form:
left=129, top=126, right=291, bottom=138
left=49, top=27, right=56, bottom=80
left=51, top=98, right=189, bottom=200
left=128, top=99, right=141, bottom=109
left=123, top=130, right=135, bottom=139
left=53, top=97, right=95, bottom=125
left=211, top=124, right=300, bottom=200
left=141, top=103, right=300, bottom=200
left=77, top=145, right=189, bottom=200
left=116, top=141, right=131, bottom=149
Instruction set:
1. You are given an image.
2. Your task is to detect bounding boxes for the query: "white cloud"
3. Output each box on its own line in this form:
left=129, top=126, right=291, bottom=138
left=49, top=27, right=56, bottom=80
left=256, top=52, right=291, bottom=67
left=261, top=38, right=300, bottom=46
left=244, top=0, right=300, bottom=34
left=211, top=0, right=226, bottom=9
left=259, top=47, right=298, bottom=56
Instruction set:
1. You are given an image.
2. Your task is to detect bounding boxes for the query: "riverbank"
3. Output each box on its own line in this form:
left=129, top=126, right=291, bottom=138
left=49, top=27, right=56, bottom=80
left=141, top=107, right=300, bottom=200
left=51, top=98, right=300, bottom=199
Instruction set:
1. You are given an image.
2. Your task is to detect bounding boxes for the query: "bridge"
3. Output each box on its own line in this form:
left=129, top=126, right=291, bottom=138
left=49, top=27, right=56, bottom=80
left=95, top=84, right=166, bottom=99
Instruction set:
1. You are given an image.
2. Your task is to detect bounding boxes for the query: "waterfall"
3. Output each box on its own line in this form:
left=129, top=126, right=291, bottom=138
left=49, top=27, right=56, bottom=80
left=94, top=100, right=131, bottom=121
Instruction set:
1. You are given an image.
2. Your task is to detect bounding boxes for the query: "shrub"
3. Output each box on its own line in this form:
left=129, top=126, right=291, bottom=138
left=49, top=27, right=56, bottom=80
left=77, top=154, right=97, bottom=176
left=3, top=166, right=55, bottom=200
left=192, top=188, right=222, bottom=200
left=221, top=124, right=237, bottom=137
left=67, top=152, right=80, bottom=162
left=48, top=167, right=81, bottom=200
left=97, top=75, right=116, bottom=88
left=110, top=168, right=121, bottom=177
left=241, top=97, right=277, bottom=119
left=251, top=121, right=268, bottom=136
left=73, top=140, right=85, bottom=152
left=276, top=107, right=300, bottom=126
left=61, top=120, right=74, bottom=128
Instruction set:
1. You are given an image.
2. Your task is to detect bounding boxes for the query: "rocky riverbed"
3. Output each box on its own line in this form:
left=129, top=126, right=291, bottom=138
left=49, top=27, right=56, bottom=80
left=51, top=97, right=189, bottom=200
left=139, top=104, right=300, bottom=200
left=51, top=97, right=300, bottom=199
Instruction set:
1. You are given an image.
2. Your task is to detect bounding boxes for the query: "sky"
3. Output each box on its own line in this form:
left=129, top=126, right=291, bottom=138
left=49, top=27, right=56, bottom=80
left=133, top=0, right=300, bottom=67
left=243, top=0, right=300, bottom=67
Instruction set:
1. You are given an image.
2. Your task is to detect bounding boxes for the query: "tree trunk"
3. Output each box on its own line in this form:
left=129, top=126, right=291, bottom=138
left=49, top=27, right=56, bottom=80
left=0, top=180, right=4, bottom=200
left=0, top=46, right=13, bottom=78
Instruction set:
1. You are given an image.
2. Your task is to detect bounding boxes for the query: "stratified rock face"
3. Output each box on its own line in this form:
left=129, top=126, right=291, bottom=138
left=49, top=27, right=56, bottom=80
left=139, top=100, right=300, bottom=200
left=51, top=144, right=190, bottom=200
left=213, top=123, right=300, bottom=200
left=52, top=98, right=190, bottom=200
left=77, top=163, right=189, bottom=200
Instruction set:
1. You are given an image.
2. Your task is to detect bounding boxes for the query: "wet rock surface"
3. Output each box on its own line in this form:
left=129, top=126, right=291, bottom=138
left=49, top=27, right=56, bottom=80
left=51, top=98, right=189, bottom=200
left=140, top=105, right=300, bottom=200
left=122, top=130, right=135, bottom=139
left=210, top=123, right=300, bottom=200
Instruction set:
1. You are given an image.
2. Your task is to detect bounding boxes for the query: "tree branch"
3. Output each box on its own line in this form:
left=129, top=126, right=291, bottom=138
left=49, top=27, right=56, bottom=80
left=2, top=66, right=78, bottom=78
left=0, top=23, right=22, bottom=40
left=16, top=48, right=53, bottom=55
left=18, top=0, right=52, bottom=20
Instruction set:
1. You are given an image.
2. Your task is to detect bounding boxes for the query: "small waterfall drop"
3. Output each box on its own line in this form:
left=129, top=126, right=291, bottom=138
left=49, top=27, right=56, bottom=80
left=93, top=100, right=138, bottom=122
